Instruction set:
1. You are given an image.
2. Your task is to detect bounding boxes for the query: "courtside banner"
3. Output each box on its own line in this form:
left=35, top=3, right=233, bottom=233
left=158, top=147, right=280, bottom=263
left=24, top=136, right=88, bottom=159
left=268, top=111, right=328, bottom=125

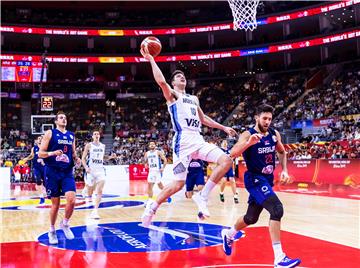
left=238, top=159, right=360, bottom=186
left=129, top=164, right=148, bottom=180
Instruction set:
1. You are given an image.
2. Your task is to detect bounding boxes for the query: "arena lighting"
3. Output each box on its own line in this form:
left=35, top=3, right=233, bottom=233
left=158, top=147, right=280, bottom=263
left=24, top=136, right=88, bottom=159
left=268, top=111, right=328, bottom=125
left=1, top=1, right=359, bottom=36
left=1, top=30, right=359, bottom=64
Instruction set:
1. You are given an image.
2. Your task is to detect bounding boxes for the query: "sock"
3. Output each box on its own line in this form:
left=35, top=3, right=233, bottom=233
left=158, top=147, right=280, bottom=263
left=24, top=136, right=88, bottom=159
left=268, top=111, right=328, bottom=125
left=220, top=192, right=224, bottom=195
left=227, top=227, right=238, bottom=239
left=39, top=193, right=44, bottom=198
left=63, top=218, right=69, bottom=226
left=150, top=201, right=159, bottom=211
left=234, top=193, right=238, bottom=197
left=50, top=225, right=55, bottom=232
left=201, top=180, right=217, bottom=200
left=272, top=242, right=285, bottom=263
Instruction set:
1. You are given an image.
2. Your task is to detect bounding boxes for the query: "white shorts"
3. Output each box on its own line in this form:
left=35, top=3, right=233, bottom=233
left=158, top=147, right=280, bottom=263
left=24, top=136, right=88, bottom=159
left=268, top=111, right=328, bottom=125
left=85, top=168, right=106, bottom=187
left=147, top=170, right=162, bottom=184
left=172, top=132, right=225, bottom=181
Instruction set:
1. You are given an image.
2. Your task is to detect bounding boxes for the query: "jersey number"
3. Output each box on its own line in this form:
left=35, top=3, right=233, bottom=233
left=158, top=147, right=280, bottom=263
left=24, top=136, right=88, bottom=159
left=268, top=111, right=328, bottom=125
left=265, top=154, right=273, bottom=164
left=63, top=145, right=68, bottom=153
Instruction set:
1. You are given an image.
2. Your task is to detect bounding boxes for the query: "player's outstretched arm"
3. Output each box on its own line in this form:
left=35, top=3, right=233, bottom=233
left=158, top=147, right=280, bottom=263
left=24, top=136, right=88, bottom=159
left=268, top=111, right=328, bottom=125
left=22, top=147, right=35, bottom=162
left=140, top=47, right=176, bottom=103
left=230, top=131, right=264, bottom=158
left=196, top=99, right=237, bottom=136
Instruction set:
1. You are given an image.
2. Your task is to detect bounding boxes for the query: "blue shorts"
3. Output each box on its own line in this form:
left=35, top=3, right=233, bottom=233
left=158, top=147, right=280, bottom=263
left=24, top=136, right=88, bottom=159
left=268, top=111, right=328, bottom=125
left=224, top=167, right=234, bottom=179
left=44, top=166, right=76, bottom=198
left=244, top=171, right=275, bottom=205
left=33, top=166, right=45, bottom=185
left=186, top=169, right=205, bottom=192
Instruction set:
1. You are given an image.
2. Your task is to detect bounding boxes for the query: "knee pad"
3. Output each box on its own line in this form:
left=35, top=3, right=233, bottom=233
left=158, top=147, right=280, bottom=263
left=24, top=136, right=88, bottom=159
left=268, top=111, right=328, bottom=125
left=243, top=214, right=259, bottom=225
left=263, top=195, right=284, bottom=221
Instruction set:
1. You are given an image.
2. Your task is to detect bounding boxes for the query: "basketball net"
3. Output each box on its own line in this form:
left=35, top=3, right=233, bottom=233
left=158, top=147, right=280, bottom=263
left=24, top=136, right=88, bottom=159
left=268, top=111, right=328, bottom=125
left=227, top=0, right=260, bottom=31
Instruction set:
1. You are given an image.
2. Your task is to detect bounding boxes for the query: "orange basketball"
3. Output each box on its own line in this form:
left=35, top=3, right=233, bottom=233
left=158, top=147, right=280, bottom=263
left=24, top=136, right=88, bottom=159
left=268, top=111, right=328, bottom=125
left=141, top=36, right=162, bottom=57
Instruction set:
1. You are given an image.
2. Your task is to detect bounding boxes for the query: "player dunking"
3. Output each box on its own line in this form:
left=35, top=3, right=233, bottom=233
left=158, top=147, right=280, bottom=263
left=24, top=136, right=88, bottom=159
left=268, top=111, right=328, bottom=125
left=144, top=141, right=168, bottom=202
left=39, top=112, right=81, bottom=244
left=219, top=139, right=239, bottom=204
left=140, top=46, right=237, bottom=226
left=81, top=130, right=116, bottom=219
left=221, top=104, right=301, bottom=268
left=22, top=135, right=46, bottom=204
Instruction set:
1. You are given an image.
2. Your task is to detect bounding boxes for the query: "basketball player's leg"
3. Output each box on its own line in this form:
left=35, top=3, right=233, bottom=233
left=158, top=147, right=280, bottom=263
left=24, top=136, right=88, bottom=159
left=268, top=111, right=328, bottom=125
left=141, top=155, right=190, bottom=227
left=219, top=178, right=226, bottom=202
left=44, top=166, right=62, bottom=244
left=91, top=177, right=105, bottom=219
left=185, top=172, right=196, bottom=198
left=34, top=168, right=45, bottom=203
left=192, top=144, right=231, bottom=217
left=60, top=170, right=76, bottom=240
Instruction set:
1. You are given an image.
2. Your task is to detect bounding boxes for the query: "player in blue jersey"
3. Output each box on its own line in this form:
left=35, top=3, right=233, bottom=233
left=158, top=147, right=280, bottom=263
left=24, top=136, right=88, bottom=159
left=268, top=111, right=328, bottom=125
left=22, top=135, right=46, bottom=204
left=221, top=105, right=301, bottom=268
left=219, top=140, right=239, bottom=204
left=39, top=112, right=81, bottom=245
left=185, top=159, right=205, bottom=199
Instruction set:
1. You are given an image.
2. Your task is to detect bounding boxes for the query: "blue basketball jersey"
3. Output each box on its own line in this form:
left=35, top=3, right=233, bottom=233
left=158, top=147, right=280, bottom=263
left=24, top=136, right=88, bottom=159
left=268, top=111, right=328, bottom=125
left=221, top=147, right=230, bottom=155
left=44, top=129, right=75, bottom=170
left=33, top=145, right=43, bottom=170
left=242, top=128, right=278, bottom=178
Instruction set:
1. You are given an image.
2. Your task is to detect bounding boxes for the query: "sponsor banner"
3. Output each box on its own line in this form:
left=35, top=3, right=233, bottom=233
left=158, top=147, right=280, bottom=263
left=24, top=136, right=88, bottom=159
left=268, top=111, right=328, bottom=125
left=238, top=159, right=360, bottom=186
left=129, top=164, right=148, bottom=180
left=2, top=29, right=359, bottom=64
left=312, top=117, right=336, bottom=127
left=291, top=120, right=313, bottom=129
left=316, top=159, right=360, bottom=186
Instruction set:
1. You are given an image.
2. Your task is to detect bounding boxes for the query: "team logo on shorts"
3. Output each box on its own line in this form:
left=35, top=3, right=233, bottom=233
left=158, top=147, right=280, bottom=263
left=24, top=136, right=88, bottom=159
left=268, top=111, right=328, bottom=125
left=37, top=221, right=244, bottom=253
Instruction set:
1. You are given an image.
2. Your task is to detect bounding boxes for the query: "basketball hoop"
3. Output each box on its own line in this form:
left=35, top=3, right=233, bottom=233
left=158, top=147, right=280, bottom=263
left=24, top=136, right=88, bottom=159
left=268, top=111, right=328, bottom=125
left=227, top=0, right=260, bottom=31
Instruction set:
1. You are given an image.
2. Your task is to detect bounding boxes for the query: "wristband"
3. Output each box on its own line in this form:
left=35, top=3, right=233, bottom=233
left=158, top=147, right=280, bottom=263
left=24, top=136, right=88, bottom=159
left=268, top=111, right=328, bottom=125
left=48, top=151, right=55, bottom=156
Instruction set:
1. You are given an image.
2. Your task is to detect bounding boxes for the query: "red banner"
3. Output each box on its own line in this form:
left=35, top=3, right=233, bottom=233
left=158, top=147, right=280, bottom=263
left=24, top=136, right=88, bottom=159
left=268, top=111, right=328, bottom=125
left=238, top=159, right=360, bottom=187
left=129, top=164, right=148, bottom=180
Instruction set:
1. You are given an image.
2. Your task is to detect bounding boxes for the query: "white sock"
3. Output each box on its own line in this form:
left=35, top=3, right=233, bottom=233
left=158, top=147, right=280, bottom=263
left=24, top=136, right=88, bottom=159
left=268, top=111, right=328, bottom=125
left=201, top=180, right=217, bottom=200
left=227, top=227, right=238, bottom=239
left=220, top=192, right=224, bottom=195
left=50, top=225, right=55, bottom=232
left=63, top=218, right=69, bottom=226
left=150, top=201, right=159, bottom=211
left=39, top=193, right=44, bottom=198
left=273, top=242, right=285, bottom=263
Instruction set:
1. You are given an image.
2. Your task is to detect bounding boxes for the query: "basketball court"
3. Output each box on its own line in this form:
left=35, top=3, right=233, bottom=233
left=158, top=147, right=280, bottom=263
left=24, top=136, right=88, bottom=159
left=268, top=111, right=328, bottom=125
left=1, top=0, right=360, bottom=267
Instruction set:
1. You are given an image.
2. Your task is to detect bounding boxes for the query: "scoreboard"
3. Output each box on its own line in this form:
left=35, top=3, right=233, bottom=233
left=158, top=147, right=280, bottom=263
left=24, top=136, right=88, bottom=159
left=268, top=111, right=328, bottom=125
left=1, top=61, right=47, bottom=82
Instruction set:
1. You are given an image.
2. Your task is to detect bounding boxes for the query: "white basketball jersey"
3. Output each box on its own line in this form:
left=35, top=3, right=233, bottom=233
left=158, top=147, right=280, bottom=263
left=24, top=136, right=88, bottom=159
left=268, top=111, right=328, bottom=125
left=146, top=150, right=161, bottom=171
left=88, top=142, right=105, bottom=169
left=168, top=93, right=201, bottom=133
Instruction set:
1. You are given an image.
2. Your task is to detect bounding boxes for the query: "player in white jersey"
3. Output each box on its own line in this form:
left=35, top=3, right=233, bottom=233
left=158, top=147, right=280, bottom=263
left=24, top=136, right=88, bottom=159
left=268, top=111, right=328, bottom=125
left=144, top=141, right=168, bottom=201
left=81, top=130, right=116, bottom=219
left=140, top=46, right=237, bottom=227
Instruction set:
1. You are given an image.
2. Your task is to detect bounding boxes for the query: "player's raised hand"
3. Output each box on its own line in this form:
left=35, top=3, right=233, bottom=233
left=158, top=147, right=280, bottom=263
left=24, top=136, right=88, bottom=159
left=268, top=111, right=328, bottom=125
left=140, top=46, right=154, bottom=61
left=280, top=171, right=291, bottom=184
left=247, top=133, right=263, bottom=146
left=223, top=127, right=237, bottom=137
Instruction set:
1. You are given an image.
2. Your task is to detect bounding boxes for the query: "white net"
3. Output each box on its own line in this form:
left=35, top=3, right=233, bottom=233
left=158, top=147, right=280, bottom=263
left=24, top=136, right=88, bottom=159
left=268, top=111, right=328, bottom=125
left=227, top=0, right=260, bottom=31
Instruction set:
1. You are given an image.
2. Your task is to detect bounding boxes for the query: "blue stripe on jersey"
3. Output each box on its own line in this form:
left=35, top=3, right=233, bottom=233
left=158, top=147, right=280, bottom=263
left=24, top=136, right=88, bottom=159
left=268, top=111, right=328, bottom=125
left=170, top=103, right=182, bottom=156
left=158, top=154, right=162, bottom=169
left=169, top=103, right=182, bottom=132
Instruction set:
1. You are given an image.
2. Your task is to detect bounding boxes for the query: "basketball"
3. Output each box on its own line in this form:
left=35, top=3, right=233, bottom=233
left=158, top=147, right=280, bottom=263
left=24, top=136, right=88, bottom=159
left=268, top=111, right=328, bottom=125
left=141, top=36, right=162, bottom=57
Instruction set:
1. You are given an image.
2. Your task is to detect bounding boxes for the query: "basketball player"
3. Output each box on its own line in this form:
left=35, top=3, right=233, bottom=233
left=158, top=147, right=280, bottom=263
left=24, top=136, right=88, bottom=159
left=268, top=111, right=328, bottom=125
left=219, top=140, right=239, bottom=204
left=81, top=130, right=116, bottom=219
left=39, top=112, right=81, bottom=244
left=185, top=159, right=205, bottom=199
left=22, top=135, right=46, bottom=204
left=221, top=104, right=301, bottom=268
left=140, top=46, right=237, bottom=227
left=144, top=141, right=168, bottom=202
